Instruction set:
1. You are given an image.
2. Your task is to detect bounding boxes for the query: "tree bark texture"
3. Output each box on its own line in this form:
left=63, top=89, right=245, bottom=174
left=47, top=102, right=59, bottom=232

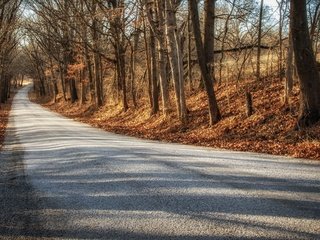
left=165, top=0, right=187, bottom=123
left=189, top=0, right=221, bottom=125
left=291, top=0, right=320, bottom=127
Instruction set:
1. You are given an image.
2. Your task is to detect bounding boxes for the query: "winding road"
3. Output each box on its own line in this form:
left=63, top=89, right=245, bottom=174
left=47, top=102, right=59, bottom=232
left=0, top=85, right=320, bottom=239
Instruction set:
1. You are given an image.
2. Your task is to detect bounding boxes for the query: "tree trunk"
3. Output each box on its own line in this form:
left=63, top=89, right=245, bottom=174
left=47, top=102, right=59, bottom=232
left=59, top=62, right=67, bottom=101
left=142, top=14, right=153, bottom=109
left=187, top=9, right=193, bottom=90
left=156, top=0, right=170, bottom=116
left=309, top=2, right=320, bottom=51
left=245, top=91, right=253, bottom=117
left=93, top=52, right=102, bottom=106
left=119, top=45, right=128, bottom=111
left=146, top=0, right=170, bottom=116
left=130, top=36, right=138, bottom=108
left=92, top=2, right=103, bottom=107
left=150, top=29, right=159, bottom=115
left=284, top=29, right=293, bottom=106
left=204, top=0, right=215, bottom=82
left=189, top=0, right=221, bottom=125
left=256, top=0, right=264, bottom=81
left=83, top=44, right=95, bottom=104
left=165, top=0, right=187, bottom=123
left=130, top=14, right=141, bottom=108
left=69, top=78, right=78, bottom=103
left=278, top=0, right=287, bottom=81
left=291, top=0, right=320, bottom=127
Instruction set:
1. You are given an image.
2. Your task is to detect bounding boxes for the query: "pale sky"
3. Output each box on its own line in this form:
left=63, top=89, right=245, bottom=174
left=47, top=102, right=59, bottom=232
left=264, top=0, right=278, bottom=7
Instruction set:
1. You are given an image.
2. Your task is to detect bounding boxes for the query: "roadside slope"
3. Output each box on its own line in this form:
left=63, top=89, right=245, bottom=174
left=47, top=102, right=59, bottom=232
left=33, top=78, right=320, bottom=160
left=0, top=95, right=15, bottom=150
left=4, top=85, right=320, bottom=240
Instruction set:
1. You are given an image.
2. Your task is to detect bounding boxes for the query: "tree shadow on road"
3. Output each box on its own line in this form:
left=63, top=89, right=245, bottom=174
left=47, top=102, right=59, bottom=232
left=1, top=119, right=320, bottom=239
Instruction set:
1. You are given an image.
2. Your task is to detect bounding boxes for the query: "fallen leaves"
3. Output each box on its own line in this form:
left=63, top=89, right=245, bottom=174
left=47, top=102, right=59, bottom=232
left=36, top=77, right=320, bottom=161
left=0, top=98, right=14, bottom=150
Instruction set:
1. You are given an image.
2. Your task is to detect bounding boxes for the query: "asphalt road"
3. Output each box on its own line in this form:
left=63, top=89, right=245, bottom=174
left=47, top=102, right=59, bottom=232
left=0, top=85, right=319, bottom=240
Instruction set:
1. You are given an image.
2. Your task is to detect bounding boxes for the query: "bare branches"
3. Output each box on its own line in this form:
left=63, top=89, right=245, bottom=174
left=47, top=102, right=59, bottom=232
left=0, top=0, right=22, bottom=103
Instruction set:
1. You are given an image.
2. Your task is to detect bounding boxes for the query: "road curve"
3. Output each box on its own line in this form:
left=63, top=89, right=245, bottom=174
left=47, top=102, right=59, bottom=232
left=0, top=85, right=319, bottom=240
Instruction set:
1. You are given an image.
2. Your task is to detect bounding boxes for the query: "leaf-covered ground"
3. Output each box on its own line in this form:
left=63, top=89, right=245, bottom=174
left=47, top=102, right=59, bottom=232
left=34, top=77, right=320, bottom=160
left=0, top=98, right=14, bottom=150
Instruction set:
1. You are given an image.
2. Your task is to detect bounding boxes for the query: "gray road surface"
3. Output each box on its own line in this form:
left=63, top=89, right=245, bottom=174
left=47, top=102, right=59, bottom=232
left=0, top=85, right=320, bottom=240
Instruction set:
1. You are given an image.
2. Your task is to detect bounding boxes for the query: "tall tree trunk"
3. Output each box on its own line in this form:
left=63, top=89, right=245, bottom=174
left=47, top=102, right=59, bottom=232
left=278, top=0, right=287, bottom=81
left=130, top=10, right=141, bottom=108
left=142, top=13, right=153, bottom=109
left=176, top=21, right=187, bottom=122
left=187, top=9, right=193, bottom=90
left=150, top=29, right=159, bottom=115
left=284, top=29, right=294, bottom=106
left=130, top=30, right=139, bottom=108
left=156, top=0, right=170, bottom=116
left=291, top=0, right=320, bottom=127
left=80, top=69, right=86, bottom=105
left=81, top=5, right=95, bottom=105
left=93, top=52, right=102, bottom=106
left=189, top=0, right=221, bottom=125
left=118, top=45, right=128, bottom=111
left=146, top=0, right=170, bottom=116
left=204, top=0, right=215, bottom=82
left=256, top=0, right=264, bottom=81
left=165, top=0, right=187, bottom=123
left=92, top=2, right=103, bottom=107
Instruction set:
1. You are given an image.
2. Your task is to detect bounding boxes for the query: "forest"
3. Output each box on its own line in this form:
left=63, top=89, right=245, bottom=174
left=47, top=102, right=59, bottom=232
left=0, top=0, right=320, bottom=159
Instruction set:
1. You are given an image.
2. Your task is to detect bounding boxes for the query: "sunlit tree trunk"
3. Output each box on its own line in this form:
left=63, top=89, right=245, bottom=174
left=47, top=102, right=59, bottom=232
left=204, top=0, right=215, bottom=82
left=256, top=0, right=264, bottom=81
left=189, top=0, right=221, bottom=125
left=146, top=0, right=170, bottom=116
left=150, top=27, right=159, bottom=115
left=284, top=29, right=293, bottom=106
left=165, top=0, right=187, bottom=123
left=291, top=0, right=320, bottom=127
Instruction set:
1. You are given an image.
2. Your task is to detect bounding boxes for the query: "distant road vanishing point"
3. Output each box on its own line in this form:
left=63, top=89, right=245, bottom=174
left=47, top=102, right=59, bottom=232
left=0, top=85, right=319, bottom=239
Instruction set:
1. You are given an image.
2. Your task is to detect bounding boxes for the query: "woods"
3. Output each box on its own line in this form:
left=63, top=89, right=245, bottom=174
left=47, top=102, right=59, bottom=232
left=0, top=0, right=22, bottom=103
left=1, top=2, right=320, bottom=238
left=1, top=0, right=320, bottom=131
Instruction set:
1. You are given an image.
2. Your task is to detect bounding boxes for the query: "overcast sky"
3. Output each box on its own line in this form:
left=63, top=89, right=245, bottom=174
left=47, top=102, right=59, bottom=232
left=264, top=0, right=278, bottom=8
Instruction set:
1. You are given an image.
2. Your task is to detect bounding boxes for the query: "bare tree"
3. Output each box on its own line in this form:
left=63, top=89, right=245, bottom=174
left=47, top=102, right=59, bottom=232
left=0, top=0, right=22, bottom=103
left=291, top=0, right=320, bottom=127
left=165, top=0, right=187, bottom=123
left=284, top=28, right=294, bottom=106
left=189, top=0, right=221, bottom=125
left=256, top=0, right=264, bottom=81
left=145, top=0, right=171, bottom=116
